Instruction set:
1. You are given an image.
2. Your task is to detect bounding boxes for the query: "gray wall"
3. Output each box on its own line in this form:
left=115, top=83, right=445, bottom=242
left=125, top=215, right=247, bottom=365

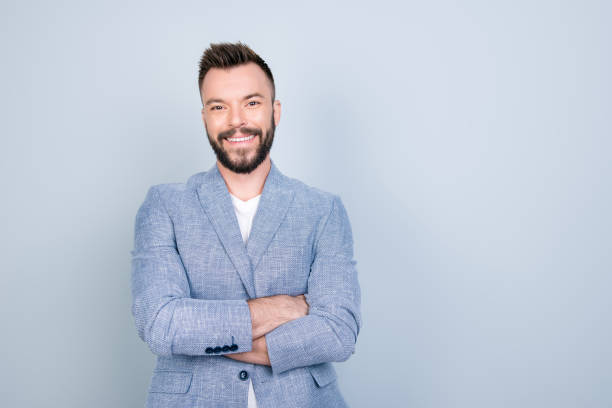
left=1, top=0, right=610, bottom=406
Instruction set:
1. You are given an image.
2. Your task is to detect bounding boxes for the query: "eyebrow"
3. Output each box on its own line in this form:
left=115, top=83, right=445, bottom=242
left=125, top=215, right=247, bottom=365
left=204, top=92, right=265, bottom=106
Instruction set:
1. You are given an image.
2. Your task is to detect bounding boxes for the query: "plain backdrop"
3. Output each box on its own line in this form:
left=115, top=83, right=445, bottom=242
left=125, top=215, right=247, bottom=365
left=1, top=0, right=610, bottom=407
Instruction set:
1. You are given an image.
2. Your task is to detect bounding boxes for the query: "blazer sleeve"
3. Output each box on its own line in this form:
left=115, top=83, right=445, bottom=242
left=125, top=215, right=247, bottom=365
left=264, top=195, right=362, bottom=374
left=130, top=185, right=253, bottom=357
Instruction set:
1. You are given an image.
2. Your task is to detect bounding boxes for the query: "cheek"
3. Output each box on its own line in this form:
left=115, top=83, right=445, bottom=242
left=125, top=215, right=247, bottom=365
left=250, top=110, right=272, bottom=128
left=204, top=115, right=225, bottom=133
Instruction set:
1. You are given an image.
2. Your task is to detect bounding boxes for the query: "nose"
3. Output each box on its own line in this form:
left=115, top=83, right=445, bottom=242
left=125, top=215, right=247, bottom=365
left=228, top=106, right=246, bottom=129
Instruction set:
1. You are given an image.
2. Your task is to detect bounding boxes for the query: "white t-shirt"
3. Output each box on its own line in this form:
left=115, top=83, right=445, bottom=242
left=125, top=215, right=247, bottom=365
left=229, top=192, right=261, bottom=408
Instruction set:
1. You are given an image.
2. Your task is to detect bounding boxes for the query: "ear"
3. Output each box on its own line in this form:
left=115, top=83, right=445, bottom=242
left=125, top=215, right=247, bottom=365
left=273, top=100, right=281, bottom=127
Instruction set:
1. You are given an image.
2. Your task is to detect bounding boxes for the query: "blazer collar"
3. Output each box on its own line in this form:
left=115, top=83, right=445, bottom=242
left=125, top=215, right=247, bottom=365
left=195, top=160, right=295, bottom=298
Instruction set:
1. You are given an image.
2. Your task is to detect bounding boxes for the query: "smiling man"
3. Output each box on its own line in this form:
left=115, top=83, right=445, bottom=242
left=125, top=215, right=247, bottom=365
left=131, top=42, right=362, bottom=408
left=202, top=61, right=278, bottom=177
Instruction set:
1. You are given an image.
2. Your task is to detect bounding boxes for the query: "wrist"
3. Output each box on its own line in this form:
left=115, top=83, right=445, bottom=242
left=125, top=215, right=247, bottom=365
left=248, top=297, right=284, bottom=338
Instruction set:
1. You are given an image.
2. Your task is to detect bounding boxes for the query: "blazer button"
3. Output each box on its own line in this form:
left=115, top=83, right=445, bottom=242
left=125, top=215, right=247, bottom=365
left=205, top=347, right=214, bottom=354
left=222, top=345, right=230, bottom=352
left=239, top=370, right=249, bottom=381
left=230, top=344, right=238, bottom=351
left=213, top=346, right=222, bottom=353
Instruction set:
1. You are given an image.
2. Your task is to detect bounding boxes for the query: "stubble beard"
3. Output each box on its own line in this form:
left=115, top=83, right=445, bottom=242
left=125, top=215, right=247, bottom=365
left=206, top=116, right=276, bottom=174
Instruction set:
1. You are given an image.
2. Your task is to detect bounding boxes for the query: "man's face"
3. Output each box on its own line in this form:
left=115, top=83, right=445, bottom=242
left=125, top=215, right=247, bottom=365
left=200, top=62, right=281, bottom=174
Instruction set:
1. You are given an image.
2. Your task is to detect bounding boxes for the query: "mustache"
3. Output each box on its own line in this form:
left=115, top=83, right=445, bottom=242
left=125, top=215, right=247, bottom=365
left=218, top=126, right=263, bottom=140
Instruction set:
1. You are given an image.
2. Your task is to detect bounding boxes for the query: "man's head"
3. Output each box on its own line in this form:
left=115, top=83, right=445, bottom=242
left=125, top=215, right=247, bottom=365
left=198, top=42, right=281, bottom=174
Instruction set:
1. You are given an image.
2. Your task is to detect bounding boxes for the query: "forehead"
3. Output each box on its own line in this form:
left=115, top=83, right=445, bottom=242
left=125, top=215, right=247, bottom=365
left=201, top=62, right=273, bottom=101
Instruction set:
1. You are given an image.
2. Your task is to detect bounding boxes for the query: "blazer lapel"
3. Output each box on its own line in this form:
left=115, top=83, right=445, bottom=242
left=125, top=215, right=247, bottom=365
left=196, top=163, right=256, bottom=298
left=195, top=160, right=295, bottom=299
left=246, top=161, right=295, bottom=276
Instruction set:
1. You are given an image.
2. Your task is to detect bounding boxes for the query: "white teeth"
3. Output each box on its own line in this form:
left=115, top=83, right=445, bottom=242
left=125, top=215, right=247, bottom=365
left=227, top=134, right=255, bottom=142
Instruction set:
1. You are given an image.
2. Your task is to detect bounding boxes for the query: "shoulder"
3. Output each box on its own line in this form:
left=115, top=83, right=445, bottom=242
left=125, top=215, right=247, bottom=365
left=145, top=182, right=190, bottom=202
left=142, top=170, right=207, bottom=207
left=282, top=174, right=354, bottom=250
left=282, top=173, right=341, bottom=215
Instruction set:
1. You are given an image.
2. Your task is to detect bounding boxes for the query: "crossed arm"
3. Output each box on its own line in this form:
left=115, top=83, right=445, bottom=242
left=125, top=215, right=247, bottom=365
left=224, top=294, right=309, bottom=366
left=131, top=186, right=361, bottom=375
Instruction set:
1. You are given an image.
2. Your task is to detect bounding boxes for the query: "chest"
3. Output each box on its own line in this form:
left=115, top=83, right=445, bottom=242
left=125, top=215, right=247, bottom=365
left=174, top=210, right=316, bottom=300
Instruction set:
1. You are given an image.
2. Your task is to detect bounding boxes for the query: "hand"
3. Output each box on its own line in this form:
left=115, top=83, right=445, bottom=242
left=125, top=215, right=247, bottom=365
left=274, top=294, right=309, bottom=323
left=224, top=335, right=270, bottom=366
left=247, top=294, right=309, bottom=338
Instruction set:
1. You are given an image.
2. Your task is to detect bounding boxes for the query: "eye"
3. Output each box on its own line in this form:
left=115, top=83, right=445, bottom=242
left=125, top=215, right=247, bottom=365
left=210, top=105, right=223, bottom=111
left=247, top=101, right=260, bottom=107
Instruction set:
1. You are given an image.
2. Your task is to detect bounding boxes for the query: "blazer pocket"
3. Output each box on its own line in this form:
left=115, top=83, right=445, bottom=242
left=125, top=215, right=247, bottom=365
left=149, top=370, right=192, bottom=394
left=308, top=363, right=337, bottom=388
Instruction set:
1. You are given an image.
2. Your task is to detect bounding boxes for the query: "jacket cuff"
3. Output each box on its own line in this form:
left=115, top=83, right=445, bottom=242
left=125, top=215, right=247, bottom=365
left=170, top=299, right=253, bottom=356
left=265, top=315, right=336, bottom=375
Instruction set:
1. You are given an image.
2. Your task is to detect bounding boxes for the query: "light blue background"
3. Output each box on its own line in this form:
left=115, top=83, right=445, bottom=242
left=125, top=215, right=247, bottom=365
left=1, top=0, right=610, bottom=407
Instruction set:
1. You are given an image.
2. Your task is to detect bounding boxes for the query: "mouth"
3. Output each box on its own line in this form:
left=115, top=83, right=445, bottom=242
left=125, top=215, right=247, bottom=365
left=225, top=134, right=256, bottom=144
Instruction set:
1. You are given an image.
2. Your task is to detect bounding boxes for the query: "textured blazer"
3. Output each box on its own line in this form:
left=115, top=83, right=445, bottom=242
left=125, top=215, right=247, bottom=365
left=130, top=160, right=362, bottom=408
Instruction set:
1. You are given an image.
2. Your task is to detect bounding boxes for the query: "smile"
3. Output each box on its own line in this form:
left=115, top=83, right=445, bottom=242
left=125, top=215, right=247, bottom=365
left=226, top=134, right=255, bottom=143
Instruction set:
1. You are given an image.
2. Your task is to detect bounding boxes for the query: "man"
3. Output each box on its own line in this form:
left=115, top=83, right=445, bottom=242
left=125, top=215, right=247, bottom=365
left=130, top=42, right=361, bottom=408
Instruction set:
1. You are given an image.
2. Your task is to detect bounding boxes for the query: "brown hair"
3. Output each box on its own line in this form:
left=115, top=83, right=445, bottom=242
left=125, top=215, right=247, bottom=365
left=198, top=42, right=275, bottom=101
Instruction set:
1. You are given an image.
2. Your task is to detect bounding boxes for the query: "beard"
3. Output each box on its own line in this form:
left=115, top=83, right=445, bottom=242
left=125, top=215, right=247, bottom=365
left=206, top=115, right=275, bottom=174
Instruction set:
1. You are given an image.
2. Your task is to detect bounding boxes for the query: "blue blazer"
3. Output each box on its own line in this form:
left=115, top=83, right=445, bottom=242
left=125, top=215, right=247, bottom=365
left=131, top=160, right=362, bottom=407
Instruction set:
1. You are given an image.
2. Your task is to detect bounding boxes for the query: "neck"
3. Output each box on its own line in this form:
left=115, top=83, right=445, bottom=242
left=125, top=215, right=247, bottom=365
left=216, top=156, right=271, bottom=201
